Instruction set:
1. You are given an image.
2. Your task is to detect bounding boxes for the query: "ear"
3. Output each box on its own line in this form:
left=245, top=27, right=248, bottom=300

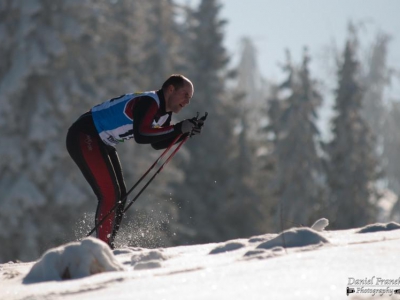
left=168, top=85, right=175, bottom=93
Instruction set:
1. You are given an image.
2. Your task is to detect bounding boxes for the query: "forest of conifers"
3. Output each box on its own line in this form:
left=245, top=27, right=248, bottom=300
left=0, top=0, right=399, bottom=262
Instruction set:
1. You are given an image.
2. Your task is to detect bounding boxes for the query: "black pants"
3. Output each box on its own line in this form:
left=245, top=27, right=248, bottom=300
left=66, top=112, right=126, bottom=248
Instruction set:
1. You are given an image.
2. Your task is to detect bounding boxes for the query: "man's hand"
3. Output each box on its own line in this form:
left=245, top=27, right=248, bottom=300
left=190, top=112, right=208, bottom=136
left=175, top=119, right=197, bottom=134
left=175, top=112, right=208, bottom=136
left=190, top=119, right=203, bottom=136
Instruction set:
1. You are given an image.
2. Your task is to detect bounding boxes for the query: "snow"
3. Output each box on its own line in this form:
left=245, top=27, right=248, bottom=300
left=23, top=237, right=125, bottom=283
left=311, top=217, right=329, bottom=231
left=1, top=220, right=400, bottom=300
left=356, top=222, right=400, bottom=234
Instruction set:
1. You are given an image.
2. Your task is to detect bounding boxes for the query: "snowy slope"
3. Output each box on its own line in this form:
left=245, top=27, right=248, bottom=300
left=1, top=222, right=400, bottom=300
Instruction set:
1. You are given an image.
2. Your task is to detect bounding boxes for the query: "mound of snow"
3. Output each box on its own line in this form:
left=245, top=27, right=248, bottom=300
left=24, top=237, right=125, bottom=283
left=248, top=233, right=277, bottom=243
left=356, top=221, right=400, bottom=234
left=243, top=247, right=285, bottom=260
left=209, top=242, right=246, bottom=254
left=131, top=250, right=167, bottom=264
left=311, top=218, right=329, bottom=231
left=257, top=227, right=329, bottom=249
left=131, top=249, right=167, bottom=270
left=134, top=261, right=163, bottom=270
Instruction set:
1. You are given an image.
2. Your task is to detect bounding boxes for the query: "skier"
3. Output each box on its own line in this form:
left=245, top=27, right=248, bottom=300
left=66, top=74, right=203, bottom=248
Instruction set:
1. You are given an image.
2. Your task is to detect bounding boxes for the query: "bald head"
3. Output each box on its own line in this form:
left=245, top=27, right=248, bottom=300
left=162, top=74, right=194, bottom=113
left=162, top=74, right=193, bottom=92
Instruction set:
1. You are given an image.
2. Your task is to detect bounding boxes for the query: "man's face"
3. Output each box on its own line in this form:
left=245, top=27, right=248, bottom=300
left=166, top=82, right=193, bottom=113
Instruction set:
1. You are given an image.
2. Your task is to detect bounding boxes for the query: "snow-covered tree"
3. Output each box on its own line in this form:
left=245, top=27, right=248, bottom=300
left=325, top=29, right=380, bottom=229
left=0, top=0, right=186, bottom=262
left=361, top=33, right=391, bottom=135
left=0, top=0, right=105, bottom=262
left=235, top=37, right=268, bottom=137
left=361, top=32, right=400, bottom=199
left=266, top=49, right=326, bottom=230
left=170, top=0, right=262, bottom=243
left=109, top=0, right=188, bottom=249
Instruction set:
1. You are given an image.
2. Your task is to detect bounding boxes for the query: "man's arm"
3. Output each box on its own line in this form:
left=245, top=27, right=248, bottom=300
left=150, top=133, right=189, bottom=150
left=133, top=96, right=181, bottom=145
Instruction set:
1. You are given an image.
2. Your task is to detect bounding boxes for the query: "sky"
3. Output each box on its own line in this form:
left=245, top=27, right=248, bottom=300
left=177, top=0, right=400, bottom=139
left=181, top=0, right=400, bottom=95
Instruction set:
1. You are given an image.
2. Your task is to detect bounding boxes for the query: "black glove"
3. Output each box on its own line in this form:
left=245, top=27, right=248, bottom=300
left=175, top=112, right=208, bottom=136
left=190, top=119, right=203, bottom=136
left=175, top=119, right=197, bottom=134
left=190, top=112, right=208, bottom=136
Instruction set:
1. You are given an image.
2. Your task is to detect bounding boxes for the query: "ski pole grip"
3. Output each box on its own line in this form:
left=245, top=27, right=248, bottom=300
left=200, top=112, right=208, bottom=121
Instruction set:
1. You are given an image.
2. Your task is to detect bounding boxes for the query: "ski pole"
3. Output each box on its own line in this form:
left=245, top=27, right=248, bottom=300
left=121, top=112, right=207, bottom=216
left=123, top=134, right=183, bottom=201
left=86, top=133, right=183, bottom=237
left=87, top=112, right=207, bottom=237
left=122, top=134, right=189, bottom=215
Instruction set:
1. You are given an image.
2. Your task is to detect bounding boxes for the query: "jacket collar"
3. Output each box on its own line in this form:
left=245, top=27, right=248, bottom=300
left=156, top=89, right=168, bottom=114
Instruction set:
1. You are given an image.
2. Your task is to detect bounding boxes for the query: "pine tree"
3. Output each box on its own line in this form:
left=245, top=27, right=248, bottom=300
left=360, top=32, right=400, bottom=204
left=131, top=0, right=184, bottom=88
left=235, top=37, right=267, bottom=138
left=384, top=101, right=400, bottom=197
left=0, top=0, right=108, bottom=262
left=384, top=102, right=400, bottom=218
left=110, top=0, right=188, bottom=249
left=326, top=32, right=380, bottom=229
left=361, top=32, right=391, bottom=139
left=234, top=36, right=267, bottom=182
left=267, top=49, right=326, bottom=230
left=170, top=0, right=262, bottom=243
left=0, top=0, right=185, bottom=261
left=234, top=37, right=279, bottom=233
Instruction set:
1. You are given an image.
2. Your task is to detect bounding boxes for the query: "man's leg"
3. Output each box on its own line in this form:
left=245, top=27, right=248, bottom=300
left=108, top=148, right=127, bottom=247
left=66, top=126, right=121, bottom=247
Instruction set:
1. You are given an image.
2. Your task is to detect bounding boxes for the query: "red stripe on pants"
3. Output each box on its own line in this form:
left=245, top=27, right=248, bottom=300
left=79, top=133, right=116, bottom=244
